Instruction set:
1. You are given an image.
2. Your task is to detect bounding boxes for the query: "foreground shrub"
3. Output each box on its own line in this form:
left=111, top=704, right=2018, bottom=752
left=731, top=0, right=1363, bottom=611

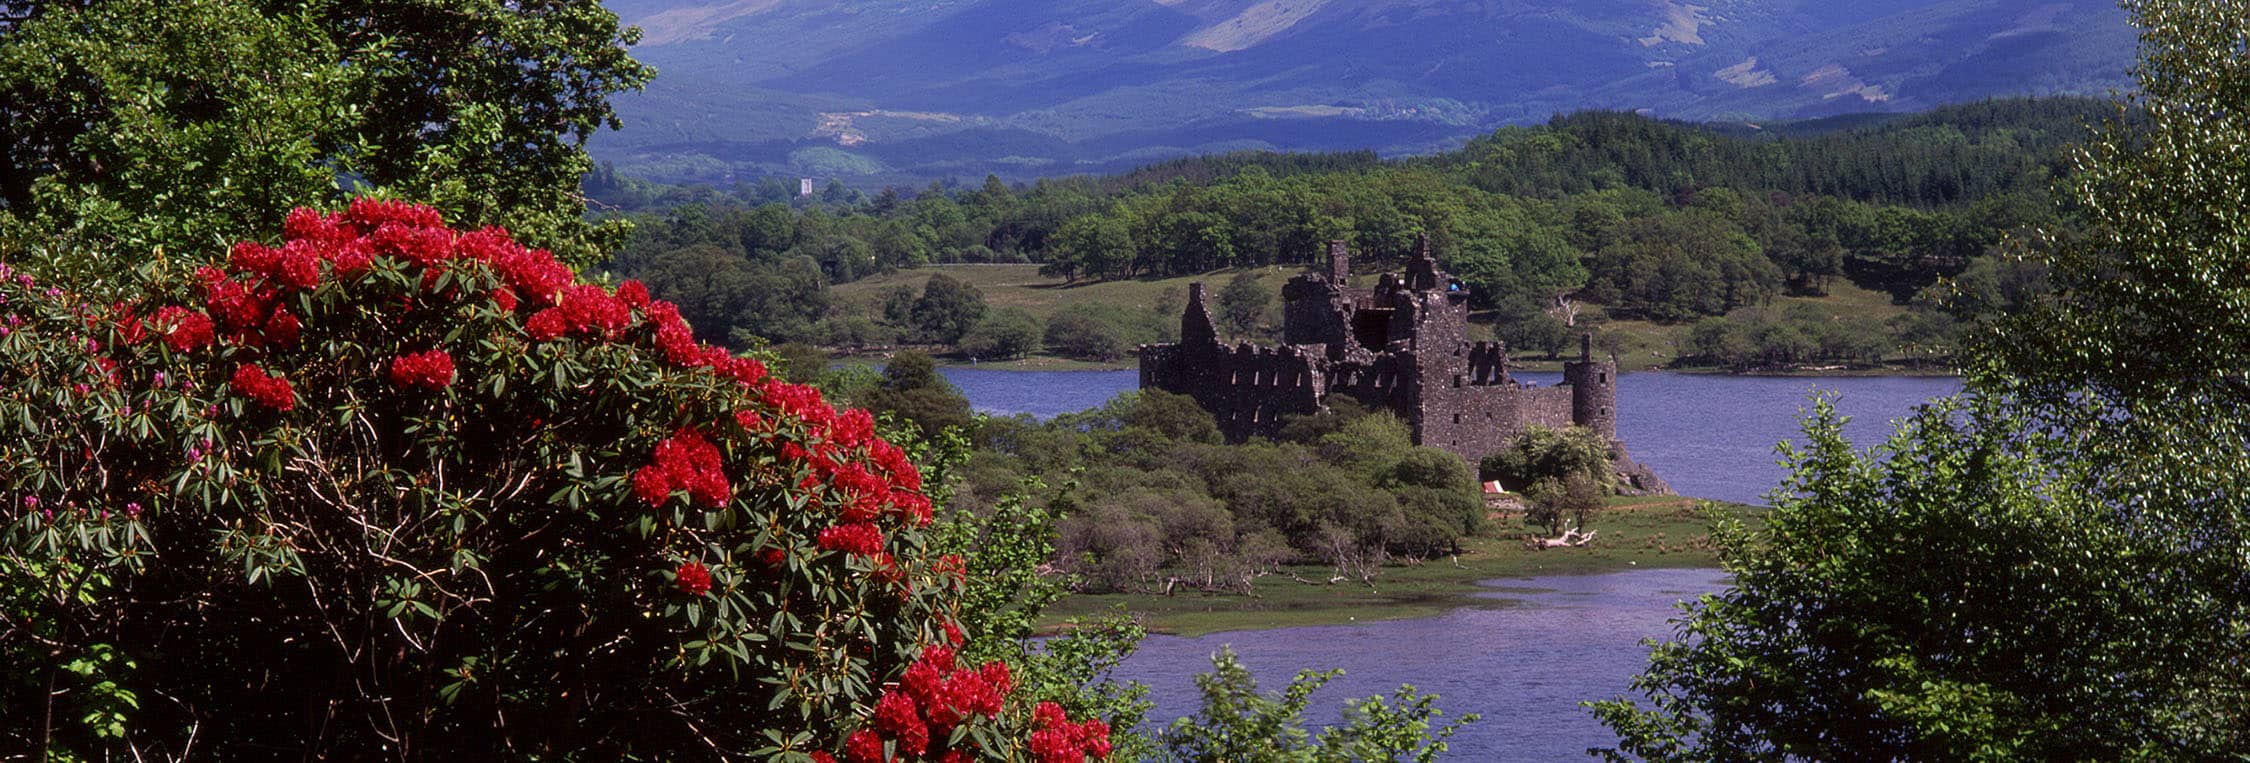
left=0, top=200, right=1107, bottom=760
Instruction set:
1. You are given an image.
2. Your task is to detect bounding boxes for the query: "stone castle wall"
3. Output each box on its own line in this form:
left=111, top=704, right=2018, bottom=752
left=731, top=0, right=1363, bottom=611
left=1139, top=237, right=1664, bottom=493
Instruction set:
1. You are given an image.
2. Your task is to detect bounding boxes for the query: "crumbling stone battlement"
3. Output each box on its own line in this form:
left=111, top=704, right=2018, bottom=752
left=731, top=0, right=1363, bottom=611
left=1139, top=235, right=1670, bottom=494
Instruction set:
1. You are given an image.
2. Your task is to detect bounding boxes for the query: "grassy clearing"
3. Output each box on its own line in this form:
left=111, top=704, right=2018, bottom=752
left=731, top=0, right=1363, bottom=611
left=1042, top=499, right=1755, bottom=637
left=1503, top=281, right=1931, bottom=374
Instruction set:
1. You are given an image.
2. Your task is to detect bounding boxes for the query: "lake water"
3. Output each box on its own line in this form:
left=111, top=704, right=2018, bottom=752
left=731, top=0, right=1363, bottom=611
left=1117, top=568, right=1730, bottom=760
left=938, top=368, right=1961, bottom=757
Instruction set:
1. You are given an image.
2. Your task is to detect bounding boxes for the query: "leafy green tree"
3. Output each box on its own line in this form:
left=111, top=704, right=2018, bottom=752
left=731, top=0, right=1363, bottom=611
left=1216, top=271, right=1271, bottom=338
left=0, top=0, right=651, bottom=282
left=1479, top=425, right=1613, bottom=493
left=959, top=307, right=1044, bottom=360
left=1591, top=400, right=2148, bottom=760
left=910, top=273, right=988, bottom=344
left=1123, top=390, right=1222, bottom=445
left=1596, top=2, right=2250, bottom=756
left=1162, top=648, right=1476, bottom=762
left=1044, top=310, right=1129, bottom=362
left=1522, top=473, right=1604, bottom=537
left=863, top=350, right=976, bottom=438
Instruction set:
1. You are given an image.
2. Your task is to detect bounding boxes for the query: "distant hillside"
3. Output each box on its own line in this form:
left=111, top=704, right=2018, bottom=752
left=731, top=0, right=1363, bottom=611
left=592, top=0, right=2134, bottom=186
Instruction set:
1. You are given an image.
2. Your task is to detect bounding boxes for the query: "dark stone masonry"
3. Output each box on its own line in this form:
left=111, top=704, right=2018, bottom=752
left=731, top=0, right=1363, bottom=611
left=1139, top=236, right=1671, bottom=495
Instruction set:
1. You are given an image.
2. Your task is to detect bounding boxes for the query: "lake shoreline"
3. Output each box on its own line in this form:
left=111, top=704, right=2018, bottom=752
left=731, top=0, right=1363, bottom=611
left=922, top=354, right=1959, bottom=379
left=1042, top=498, right=1749, bottom=638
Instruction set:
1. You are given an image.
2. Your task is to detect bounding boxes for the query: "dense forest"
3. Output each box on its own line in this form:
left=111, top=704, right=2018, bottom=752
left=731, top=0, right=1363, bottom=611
left=591, top=97, right=2101, bottom=372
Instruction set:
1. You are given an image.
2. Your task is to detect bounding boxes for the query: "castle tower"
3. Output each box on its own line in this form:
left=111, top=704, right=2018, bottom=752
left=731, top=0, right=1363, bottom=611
left=1403, top=233, right=1441, bottom=292
left=1284, top=241, right=1354, bottom=349
left=1563, top=333, right=1618, bottom=441
left=1181, top=282, right=1219, bottom=346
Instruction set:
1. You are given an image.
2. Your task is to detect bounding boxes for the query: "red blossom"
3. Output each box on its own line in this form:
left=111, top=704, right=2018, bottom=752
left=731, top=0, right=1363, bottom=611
left=262, top=309, right=301, bottom=348
left=370, top=222, right=455, bottom=266
left=344, top=197, right=445, bottom=230
left=388, top=350, right=455, bottom=390
left=871, top=689, right=926, bottom=755
left=817, top=523, right=884, bottom=556
left=980, top=661, right=1011, bottom=696
left=616, top=279, right=651, bottom=308
left=646, top=428, right=730, bottom=508
left=844, top=729, right=886, bottom=763
left=491, top=287, right=519, bottom=313
left=631, top=466, right=671, bottom=506
left=555, top=284, right=630, bottom=337
left=154, top=307, right=214, bottom=352
left=525, top=309, right=567, bottom=342
left=205, top=278, right=269, bottom=331
left=674, top=561, right=712, bottom=596
left=230, top=364, right=295, bottom=411
left=833, top=408, right=876, bottom=448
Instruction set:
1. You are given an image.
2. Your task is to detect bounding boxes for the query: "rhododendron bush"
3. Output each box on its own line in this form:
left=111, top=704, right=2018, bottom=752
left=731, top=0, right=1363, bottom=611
left=0, top=200, right=1109, bottom=760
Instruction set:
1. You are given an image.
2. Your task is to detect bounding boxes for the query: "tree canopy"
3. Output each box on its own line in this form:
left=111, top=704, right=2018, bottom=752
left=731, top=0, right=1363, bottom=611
left=0, top=0, right=651, bottom=283
left=1593, top=1, right=2250, bottom=756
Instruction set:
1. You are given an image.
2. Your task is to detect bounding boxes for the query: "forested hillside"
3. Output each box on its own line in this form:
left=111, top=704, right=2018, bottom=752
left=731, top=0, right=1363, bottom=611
left=595, top=98, right=2096, bottom=371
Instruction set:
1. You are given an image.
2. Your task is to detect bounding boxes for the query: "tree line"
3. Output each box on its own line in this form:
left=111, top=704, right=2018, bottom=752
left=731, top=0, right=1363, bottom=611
left=596, top=98, right=2096, bottom=371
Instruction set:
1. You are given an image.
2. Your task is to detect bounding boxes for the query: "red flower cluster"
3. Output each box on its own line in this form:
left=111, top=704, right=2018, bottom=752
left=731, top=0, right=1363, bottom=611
left=675, top=561, right=712, bottom=596
left=1028, top=702, right=1112, bottom=763
left=843, top=645, right=1020, bottom=763
left=633, top=428, right=731, bottom=508
left=230, top=364, right=296, bottom=411
left=388, top=350, right=455, bottom=390
left=817, top=523, right=885, bottom=556
left=525, top=284, right=632, bottom=342
left=153, top=307, right=215, bottom=352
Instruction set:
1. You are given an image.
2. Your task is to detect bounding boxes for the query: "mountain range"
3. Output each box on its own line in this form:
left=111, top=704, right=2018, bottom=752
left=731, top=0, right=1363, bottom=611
left=592, top=0, right=2137, bottom=186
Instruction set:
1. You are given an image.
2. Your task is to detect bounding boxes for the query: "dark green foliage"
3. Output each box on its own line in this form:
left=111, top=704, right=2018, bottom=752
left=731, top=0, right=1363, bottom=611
left=1597, top=2, right=2250, bottom=755
left=1592, top=400, right=2153, bottom=760
left=1583, top=212, right=1780, bottom=322
left=1216, top=271, right=1271, bottom=338
left=0, top=0, right=651, bottom=280
left=983, top=396, right=1483, bottom=594
left=594, top=100, right=2101, bottom=364
left=959, top=307, right=1044, bottom=360
left=860, top=350, right=975, bottom=439
left=910, top=273, right=988, bottom=345
left=1121, top=390, right=1222, bottom=445
left=624, top=243, right=829, bottom=346
left=1522, top=473, right=1605, bottom=536
left=1479, top=426, right=1613, bottom=494
left=1162, top=648, right=1475, bottom=762
left=1685, top=304, right=1893, bottom=371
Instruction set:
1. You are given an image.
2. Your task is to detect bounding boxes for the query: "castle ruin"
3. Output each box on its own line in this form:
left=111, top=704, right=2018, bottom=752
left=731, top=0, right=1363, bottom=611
left=1138, top=236, right=1669, bottom=494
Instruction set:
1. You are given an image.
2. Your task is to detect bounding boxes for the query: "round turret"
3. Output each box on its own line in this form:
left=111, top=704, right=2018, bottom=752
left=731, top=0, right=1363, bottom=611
left=1563, top=334, right=1617, bottom=441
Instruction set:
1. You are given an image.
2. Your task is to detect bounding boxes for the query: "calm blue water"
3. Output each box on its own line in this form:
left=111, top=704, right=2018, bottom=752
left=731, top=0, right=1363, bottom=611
left=1117, top=568, right=1729, bottom=761
left=941, top=368, right=1961, bottom=758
